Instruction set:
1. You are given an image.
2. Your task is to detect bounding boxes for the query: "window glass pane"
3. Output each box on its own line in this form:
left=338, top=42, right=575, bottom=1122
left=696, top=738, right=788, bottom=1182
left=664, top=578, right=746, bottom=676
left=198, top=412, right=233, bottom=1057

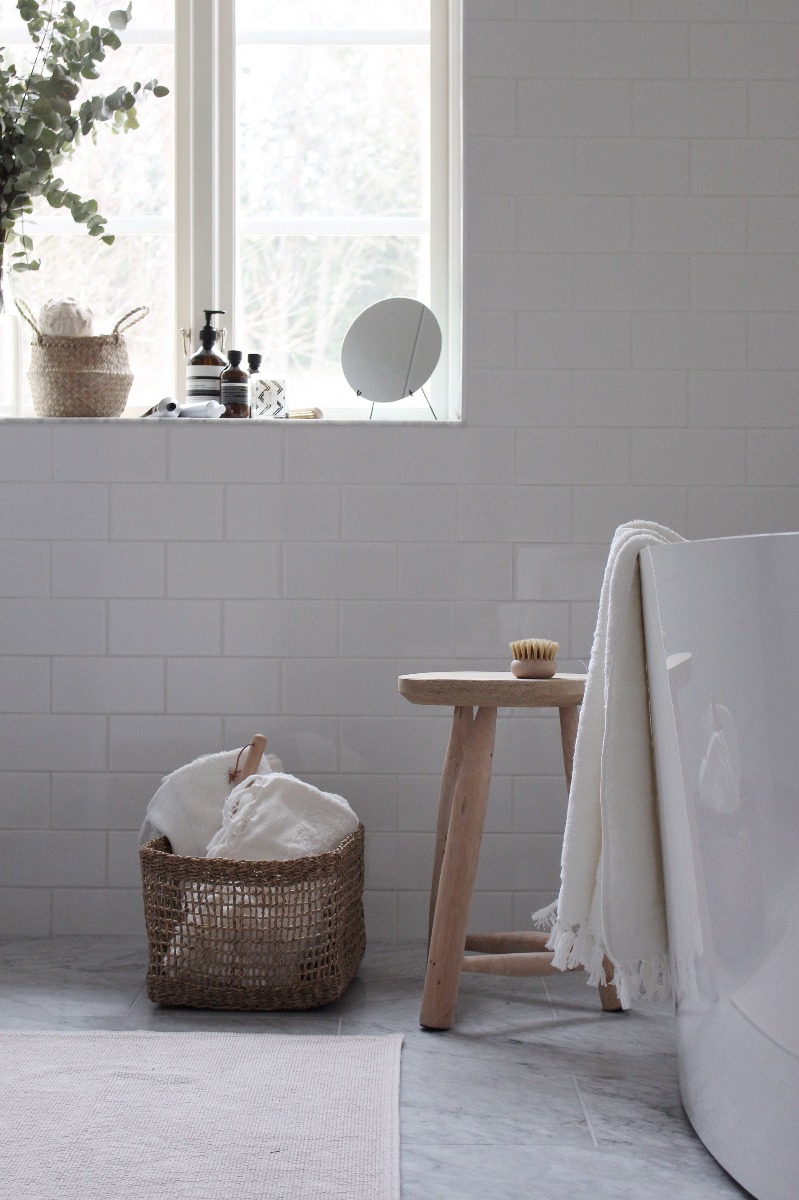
left=80, top=0, right=171, bottom=26
left=236, top=4, right=432, bottom=411
left=237, top=1, right=429, bottom=31
left=238, top=234, right=427, bottom=411
left=29, top=43, right=174, bottom=222
left=238, top=45, right=429, bottom=221
left=0, top=1, right=170, bottom=28
left=3, top=13, right=174, bottom=413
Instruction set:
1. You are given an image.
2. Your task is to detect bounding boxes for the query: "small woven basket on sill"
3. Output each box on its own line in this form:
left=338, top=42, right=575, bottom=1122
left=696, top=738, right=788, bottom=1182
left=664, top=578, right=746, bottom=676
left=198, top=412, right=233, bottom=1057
left=140, top=824, right=366, bottom=1011
left=15, top=299, right=148, bottom=418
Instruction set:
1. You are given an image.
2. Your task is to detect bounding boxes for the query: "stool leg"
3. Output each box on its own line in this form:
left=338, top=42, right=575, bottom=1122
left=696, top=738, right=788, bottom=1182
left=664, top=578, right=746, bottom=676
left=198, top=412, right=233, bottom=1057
left=559, top=704, right=623, bottom=1013
left=429, top=705, right=472, bottom=942
left=558, top=704, right=580, bottom=791
left=421, top=705, right=497, bottom=1031
left=599, top=955, right=625, bottom=1013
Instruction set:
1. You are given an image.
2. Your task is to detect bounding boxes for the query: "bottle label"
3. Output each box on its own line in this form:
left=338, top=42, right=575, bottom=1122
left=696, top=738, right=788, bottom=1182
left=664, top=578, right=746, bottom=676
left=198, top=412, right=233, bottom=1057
left=221, top=382, right=250, bottom=406
left=187, top=365, right=223, bottom=399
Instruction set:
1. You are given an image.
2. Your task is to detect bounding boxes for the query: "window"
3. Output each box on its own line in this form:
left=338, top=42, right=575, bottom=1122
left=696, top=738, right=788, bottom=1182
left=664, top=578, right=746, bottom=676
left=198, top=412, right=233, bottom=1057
left=2, top=0, right=461, bottom=420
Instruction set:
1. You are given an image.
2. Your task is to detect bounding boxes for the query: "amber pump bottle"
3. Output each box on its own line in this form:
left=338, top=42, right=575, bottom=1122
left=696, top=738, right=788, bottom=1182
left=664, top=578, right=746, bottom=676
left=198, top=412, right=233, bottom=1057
left=186, top=309, right=227, bottom=403
left=220, top=350, right=251, bottom=418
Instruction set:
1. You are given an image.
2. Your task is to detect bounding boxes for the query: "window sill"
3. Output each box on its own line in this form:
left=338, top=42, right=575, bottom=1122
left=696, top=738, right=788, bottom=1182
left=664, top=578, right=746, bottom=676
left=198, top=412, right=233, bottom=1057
left=0, top=413, right=461, bottom=426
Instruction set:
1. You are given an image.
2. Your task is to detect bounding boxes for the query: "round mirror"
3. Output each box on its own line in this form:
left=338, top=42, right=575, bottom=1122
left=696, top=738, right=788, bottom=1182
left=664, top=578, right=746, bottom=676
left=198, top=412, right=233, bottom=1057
left=341, top=298, right=442, bottom=404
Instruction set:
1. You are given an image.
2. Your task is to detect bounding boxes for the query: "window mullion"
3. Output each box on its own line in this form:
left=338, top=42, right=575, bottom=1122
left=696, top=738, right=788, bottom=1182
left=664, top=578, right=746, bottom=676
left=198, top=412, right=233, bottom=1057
left=216, top=0, right=237, bottom=350
left=176, top=0, right=236, bottom=398
left=431, top=0, right=460, bottom=422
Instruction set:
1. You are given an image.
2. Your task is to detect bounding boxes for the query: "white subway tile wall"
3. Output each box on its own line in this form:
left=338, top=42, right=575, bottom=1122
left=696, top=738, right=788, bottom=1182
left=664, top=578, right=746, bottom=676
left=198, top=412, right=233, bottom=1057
left=1, top=2, right=797, bottom=937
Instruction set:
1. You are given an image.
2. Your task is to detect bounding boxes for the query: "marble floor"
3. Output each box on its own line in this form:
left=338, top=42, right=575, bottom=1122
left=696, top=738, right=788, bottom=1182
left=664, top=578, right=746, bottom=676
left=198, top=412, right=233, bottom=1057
left=0, top=938, right=751, bottom=1200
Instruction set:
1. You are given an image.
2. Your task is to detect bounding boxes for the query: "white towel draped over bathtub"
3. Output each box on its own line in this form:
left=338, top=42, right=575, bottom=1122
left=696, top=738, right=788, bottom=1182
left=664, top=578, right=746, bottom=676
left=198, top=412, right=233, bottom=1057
left=535, top=520, right=685, bottom=1007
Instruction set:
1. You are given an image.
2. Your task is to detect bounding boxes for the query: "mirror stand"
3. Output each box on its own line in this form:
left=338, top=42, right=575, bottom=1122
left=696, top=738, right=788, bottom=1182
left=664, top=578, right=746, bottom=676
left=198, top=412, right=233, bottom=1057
left=366, top=386, right=438, bottom=421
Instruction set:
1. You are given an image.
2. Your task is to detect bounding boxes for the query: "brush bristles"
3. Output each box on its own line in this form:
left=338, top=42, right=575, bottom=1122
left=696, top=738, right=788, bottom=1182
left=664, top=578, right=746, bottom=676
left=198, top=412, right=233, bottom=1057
left=509, top=638, right=559, bottom=661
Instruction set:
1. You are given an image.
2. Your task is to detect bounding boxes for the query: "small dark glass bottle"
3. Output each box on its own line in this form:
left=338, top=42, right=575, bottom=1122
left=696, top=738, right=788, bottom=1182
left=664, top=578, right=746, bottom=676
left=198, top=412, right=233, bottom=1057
left=220, top=350, right=251, bottom=418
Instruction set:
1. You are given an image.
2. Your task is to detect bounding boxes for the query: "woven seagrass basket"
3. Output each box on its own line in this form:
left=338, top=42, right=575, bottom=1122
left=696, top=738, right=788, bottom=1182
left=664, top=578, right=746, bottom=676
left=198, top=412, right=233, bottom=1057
left=16, top=299, right=148, bottom=418
left=140, top=824, right=366, bottom=1011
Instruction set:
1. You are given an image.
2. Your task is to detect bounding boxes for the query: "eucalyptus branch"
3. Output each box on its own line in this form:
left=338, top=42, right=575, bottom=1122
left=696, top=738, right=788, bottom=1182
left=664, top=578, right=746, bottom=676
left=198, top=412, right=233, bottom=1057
left=14, top=8, right=56, bottom=129
left=1, top=4, right=55, bottom=215
left=0, top=0, right=169, bottom=305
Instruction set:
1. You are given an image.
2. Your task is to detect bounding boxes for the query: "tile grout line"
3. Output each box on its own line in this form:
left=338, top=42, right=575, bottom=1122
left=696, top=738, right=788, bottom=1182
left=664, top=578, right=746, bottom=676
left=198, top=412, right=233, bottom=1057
left=543, top=981, right=602, bottom=1150
left=124, top=986, right=146, bottom=1018
left=571, top=1075, right=600, bottom=1150
left=541, top=978, right=558, bottom=1020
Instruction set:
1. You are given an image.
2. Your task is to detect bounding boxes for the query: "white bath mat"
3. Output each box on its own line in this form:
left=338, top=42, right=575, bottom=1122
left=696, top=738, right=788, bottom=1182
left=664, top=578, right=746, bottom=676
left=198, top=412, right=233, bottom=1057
left=0, top=1031, right=402, bottom=1200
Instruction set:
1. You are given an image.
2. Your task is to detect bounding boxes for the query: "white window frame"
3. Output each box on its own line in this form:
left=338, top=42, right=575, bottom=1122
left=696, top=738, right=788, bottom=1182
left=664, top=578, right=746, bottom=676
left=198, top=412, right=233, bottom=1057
left=1, top=1, right=461, bottom=421
left=175, top=0, right=462, bottom=421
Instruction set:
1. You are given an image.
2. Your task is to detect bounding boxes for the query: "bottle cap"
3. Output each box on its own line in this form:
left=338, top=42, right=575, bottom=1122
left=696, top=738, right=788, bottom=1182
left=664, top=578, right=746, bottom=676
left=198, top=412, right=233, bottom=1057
left=248, top=352, right=262, bottom=372
left=226, top=350, right=243, bottom=367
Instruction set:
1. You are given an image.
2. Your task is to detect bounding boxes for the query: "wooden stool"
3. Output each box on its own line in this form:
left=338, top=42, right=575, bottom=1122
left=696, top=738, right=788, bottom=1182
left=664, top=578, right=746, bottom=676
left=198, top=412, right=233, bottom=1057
left=398, top=671, right=622, bottom=1030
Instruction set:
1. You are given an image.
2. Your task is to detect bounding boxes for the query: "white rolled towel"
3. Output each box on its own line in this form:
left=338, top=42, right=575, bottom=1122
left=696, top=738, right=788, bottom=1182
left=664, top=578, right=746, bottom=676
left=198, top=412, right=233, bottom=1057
left=139, top=747, right=283, bottom=857
left=206, top=772, right=359, bottom=861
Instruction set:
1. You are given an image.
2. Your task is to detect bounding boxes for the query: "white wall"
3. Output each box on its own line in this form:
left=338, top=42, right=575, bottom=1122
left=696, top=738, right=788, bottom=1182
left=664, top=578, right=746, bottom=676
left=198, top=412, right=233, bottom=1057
left=1, top=0, right=798, bottom=937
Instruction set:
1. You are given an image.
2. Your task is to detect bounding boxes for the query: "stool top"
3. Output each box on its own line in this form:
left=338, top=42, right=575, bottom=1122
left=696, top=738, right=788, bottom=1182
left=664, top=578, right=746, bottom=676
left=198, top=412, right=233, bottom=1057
left=398, top=671, right=586, bottom=709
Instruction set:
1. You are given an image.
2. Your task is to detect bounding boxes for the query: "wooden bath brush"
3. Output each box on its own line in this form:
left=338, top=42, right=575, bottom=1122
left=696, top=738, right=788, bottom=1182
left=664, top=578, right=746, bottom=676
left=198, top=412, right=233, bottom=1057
left=510, top=638, right=558, bottom=679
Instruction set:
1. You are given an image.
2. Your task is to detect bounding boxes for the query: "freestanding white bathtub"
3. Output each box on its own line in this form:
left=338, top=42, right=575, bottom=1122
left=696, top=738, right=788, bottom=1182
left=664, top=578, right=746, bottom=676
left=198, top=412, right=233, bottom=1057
left=640, top=533, right=799, bottom=1200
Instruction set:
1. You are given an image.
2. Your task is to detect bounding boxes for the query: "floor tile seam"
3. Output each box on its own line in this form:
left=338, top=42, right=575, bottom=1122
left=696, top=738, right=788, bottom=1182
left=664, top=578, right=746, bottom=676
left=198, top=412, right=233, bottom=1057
left=123, top=985, right=146, bottom=1015
left=406, top=1027, right=566, bottom=1050
left=571, top=1073, right=601, bottom=1148
left=400, top=1135, right=600, bottom=1149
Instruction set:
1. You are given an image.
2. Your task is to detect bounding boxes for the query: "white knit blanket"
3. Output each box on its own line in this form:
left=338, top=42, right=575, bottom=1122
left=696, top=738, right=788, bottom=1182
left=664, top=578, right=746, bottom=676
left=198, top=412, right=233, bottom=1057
left=206, top=772, right=359, bottom=861
left=536, top=520, right=685, bottom=1007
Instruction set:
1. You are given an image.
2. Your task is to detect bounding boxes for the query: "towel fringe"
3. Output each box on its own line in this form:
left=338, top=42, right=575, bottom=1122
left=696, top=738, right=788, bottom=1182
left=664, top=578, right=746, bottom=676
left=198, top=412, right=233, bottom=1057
left=612, top=954, right=673, bottom=1006
left=531, top=905, right=679, bottom=1009
left=532, top=900, right=558, bottom=930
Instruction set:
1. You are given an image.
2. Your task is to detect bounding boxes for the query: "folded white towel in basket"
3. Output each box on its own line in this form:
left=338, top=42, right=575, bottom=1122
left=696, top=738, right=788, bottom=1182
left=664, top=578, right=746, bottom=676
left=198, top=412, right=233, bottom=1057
left=206, top=773, right=359, bottom=861
left=139, top=748, right=283, bottom=857
left=535, top=519, right=684, bottom=1007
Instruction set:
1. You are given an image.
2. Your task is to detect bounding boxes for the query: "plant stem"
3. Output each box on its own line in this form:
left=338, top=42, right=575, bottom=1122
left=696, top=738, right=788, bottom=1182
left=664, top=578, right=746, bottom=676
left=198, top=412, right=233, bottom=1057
left=16, top=6, right=57, bottom=128
left=3, top=4, right=58, bottom=187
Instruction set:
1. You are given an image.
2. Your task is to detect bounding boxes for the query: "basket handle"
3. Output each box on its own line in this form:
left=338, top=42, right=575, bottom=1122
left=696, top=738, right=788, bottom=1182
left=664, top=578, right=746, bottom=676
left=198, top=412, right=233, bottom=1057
left=14, top=297, right=42, bottom=339
left=112, top=306, right=150, bottom=336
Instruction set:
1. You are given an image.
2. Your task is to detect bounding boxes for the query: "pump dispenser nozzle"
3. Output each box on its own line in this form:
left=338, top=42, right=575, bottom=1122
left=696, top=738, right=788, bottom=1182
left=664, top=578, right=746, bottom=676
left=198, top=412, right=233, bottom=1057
left=199, top=309, right=226, bottom=351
